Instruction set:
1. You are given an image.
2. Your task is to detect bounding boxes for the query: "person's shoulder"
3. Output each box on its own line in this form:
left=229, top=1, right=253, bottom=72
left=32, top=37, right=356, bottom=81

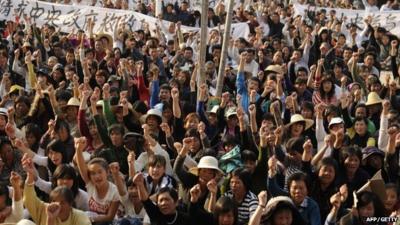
left=71, top=208, right=91, bottom=224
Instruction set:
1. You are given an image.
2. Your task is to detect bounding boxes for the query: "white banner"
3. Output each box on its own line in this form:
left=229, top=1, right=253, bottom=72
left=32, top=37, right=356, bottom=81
left=293, top=3, right=400, bottom=36
left=0, top=0, right=249, bottom=39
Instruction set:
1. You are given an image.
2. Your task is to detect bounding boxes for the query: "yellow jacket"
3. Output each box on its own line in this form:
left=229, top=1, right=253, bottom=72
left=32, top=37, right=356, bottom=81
left=23, top=183, right=91, bottom=225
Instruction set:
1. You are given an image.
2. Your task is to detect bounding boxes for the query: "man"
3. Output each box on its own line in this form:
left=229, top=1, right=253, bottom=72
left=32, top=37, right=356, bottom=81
left=242, top=48, right=259, bottom=78
left=236, top=52, right=260, bottom=112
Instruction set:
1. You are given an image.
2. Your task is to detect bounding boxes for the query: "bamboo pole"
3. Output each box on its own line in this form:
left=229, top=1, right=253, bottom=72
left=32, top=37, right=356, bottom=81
left=215, top=0, right=234, bottom=97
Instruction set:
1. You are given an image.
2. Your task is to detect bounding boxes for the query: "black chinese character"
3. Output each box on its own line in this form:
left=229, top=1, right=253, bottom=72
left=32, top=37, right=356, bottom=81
left=0, top=0, right=13, bottom=17
left=29, top=2, right=45, bottom=22
left=16, top=0, right=28, bottom=18
left=44, top=6, right=61, bottom=27
left=62, top=9, right=82, bottom=29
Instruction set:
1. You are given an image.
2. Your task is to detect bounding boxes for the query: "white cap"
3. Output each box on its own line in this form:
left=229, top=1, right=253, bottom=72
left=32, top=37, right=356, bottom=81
left=328, top=117, right=344, bottom=128
left=0, top=108, right=8, bottom=117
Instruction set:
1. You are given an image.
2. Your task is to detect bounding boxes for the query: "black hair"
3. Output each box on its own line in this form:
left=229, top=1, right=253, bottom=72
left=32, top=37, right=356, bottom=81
left=339, top=146, right=362, bottom=168
left=52, top=164, right=79, bottom=198
left=241, top=150, right=257, bottom=162
left=356, top=191, right=386, bottom=218
left=108, top=124, right=125, bottom=136
left=287, top=172, right=309, bottom=193
left=47, top=139, right=69, bottom=173
left=160, top=83, right=172, bottom=91
left=55, top=90, right=73, bottom=103
left=25, top=123, right=42, bottom=152
left=301, top=101, right=314, bottom=114
left=157, top=187, right=179, bottom=202
left=231, top=168, right=252, bottom=191
left=54, top=120, right=71, bottom=137
left=148, top=154, right=167, bottom=168
left=353, top=116, right=369, bottom=132
left=222, top=134, right=237, bottom=147
left=286, top=133, right=306, bottom=152
left=319, top=75, right=335, bottom=99
left=214, top=196, right=239, bottom=225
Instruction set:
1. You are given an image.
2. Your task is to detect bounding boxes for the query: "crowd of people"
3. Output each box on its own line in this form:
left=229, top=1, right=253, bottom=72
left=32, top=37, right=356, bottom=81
left=0, top=0, right=400, bottom=224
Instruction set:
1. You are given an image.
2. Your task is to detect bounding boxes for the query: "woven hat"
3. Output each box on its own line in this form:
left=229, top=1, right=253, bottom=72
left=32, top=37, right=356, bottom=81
left=285, top=114, right=313, bottom=130
left=96, top=33, right=113, bottom=50
left=365, top=92, right=382, bottom=106
left=61, top=97, right=80, bottom=110
left=264, top=65, right=283, bottom=74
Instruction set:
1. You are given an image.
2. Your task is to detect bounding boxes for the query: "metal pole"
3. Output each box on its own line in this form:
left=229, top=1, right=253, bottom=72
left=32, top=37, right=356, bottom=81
left=215, top=0, right=234, bottom=97
left=197, top=0, right=209, bottom=97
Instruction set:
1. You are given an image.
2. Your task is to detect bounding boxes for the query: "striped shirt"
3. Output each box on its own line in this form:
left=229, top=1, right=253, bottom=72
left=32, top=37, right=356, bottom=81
left=225, top=190, right=259, bottom=225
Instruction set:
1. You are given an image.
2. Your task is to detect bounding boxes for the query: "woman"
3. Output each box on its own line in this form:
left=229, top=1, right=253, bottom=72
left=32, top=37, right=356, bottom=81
left=249, top=194, right=306, bottom=225
left=189, top=184, right=239, bottom=225
left=133, top=173, right=190, bottom=225
left=34, top=164, right=89, bottom=211
left=335, top=147, right=370, bottom=208
left=22, top=155, right=91, bottom=225
left=339, top=191, right=386, bottom=225
left=224, top=168, right=258, bottom=225
left=312, top=75, right=337, bottom=106
left=348, top=117, right=376, bottom=148
left=173, top=143, right=223, bottom=208
left=303, top=156, right=341, bottom=221
left=282, top=114, right=313, bottom=144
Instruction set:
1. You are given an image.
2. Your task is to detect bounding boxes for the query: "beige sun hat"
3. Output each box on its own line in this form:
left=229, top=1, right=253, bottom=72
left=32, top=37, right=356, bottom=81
left=189, top=156, right=224, bottom=176
left=264, top=64, right=283, bottom=74
left=62, top=97, right=80, bottom=110
left=365, top=92, right=383, bottom=106
left=285, top=114, right=314, bottom=130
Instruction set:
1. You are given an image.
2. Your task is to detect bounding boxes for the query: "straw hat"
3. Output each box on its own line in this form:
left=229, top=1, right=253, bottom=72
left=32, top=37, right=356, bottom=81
left=189, top=156, right=224, bottom=176
left=62, top=97, right=80, bottom=110
left=96, top=33, right=113, bottom=50
left=264, top=65, right=283, bottom=74
left=365, top=92, right=383, bottom=106
left=285, top=114, right=313, bottom=130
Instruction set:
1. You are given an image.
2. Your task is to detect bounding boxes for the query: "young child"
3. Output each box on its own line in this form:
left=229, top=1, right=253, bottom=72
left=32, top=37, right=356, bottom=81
left=385, top=183, right=399, bottom=216
left=145, top=155, right=176, bottom=197
left=75, top=137, right=119, bottom=225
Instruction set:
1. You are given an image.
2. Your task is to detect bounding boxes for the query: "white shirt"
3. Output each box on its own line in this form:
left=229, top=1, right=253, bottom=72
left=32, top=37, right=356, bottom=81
left=86, top=181, right=119, bottom=216
left=244, top=60, right=260, bottom=77
left=4, top=199, right=23, bottom=223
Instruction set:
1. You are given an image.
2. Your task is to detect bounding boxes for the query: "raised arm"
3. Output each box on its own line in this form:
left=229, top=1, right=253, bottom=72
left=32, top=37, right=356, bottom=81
left=74, top=137, right=90, bottom=184
left=249, top=191, right=268, bottom=225
left=171, top=87, right=181, bottom=119
left=110, top=162, right=127, bottom=198
left=102, top=83, right=117, bottom=126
